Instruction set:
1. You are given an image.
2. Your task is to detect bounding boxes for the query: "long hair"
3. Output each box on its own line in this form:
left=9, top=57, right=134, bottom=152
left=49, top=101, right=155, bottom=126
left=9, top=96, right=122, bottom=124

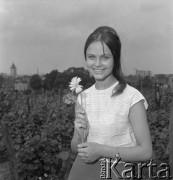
left=84, top=26, right=126, bottom=96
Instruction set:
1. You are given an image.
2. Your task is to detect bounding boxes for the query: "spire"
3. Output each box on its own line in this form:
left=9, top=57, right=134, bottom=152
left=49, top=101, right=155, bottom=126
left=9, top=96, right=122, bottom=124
left=10, top=62, right=17, bottom=77
left=11, top=62, right=16, bottom=69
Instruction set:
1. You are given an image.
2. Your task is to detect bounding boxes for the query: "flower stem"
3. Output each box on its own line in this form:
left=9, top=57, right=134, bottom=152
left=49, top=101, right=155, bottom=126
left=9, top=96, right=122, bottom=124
left=80, top=93, right=85, bottom=143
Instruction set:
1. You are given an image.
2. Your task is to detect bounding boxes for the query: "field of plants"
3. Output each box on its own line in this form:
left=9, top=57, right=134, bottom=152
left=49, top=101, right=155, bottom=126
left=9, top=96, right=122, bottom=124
left=0, top=85, right=172, bottom=180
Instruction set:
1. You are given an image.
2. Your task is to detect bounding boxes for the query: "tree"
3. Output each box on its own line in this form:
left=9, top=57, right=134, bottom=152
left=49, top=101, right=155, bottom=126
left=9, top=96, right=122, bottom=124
left=30, top=74, right=42, bottom=90
left=43, top=67, right=95, bottom=91
left=0, top=75, right=5, bottom=89
left=42, top=70, right=59, bottom=90
left=155, top=74, right=168, bottom=84
left=137, top=76, right=153, bottom=91
left=54, top=72, right=68, bottom=90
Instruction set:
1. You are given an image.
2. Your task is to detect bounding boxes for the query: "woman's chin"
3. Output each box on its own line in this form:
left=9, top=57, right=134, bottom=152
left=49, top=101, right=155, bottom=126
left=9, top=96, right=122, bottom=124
left=94, top=76, right=105, bottom=81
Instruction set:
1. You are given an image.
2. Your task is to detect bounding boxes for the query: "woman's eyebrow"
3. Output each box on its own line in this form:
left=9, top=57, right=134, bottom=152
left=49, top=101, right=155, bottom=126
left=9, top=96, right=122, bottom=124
left=87, top=53, right=111, bottom=55
left=86, top=53, right=111, bottom=57
left=87, top=54, right=95, bottom=56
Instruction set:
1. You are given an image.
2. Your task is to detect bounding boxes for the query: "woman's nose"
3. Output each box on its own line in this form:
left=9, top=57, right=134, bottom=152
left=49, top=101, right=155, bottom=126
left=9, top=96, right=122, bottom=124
left=95, top=58, right=102, bottom=66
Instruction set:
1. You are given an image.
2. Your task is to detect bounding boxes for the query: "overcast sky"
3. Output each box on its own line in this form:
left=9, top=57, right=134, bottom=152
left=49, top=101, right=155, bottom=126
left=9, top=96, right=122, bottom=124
left=0, top=0, right=172, bottom=76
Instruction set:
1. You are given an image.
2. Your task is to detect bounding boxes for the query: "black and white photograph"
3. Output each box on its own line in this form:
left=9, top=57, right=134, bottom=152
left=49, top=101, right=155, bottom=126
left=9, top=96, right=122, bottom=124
left=0, top=0, right=173, bottom=180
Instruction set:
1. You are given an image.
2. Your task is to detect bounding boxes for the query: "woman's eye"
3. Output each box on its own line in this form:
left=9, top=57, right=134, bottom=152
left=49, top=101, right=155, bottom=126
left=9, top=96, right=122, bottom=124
left=101, top=56, right=109, bottom=60
left=87, top=55, right=95, bottom=60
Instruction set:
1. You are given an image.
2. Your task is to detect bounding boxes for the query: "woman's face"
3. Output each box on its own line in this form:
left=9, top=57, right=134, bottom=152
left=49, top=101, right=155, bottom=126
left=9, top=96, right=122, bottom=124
left=86, top=41, right=114, bottom=81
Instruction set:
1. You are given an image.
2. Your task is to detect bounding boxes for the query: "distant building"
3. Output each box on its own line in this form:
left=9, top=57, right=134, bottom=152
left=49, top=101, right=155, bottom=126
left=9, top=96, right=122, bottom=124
left=10, top=63, right=17, bottom=77
left=14, top=76, right=30, bottom=91
left=0, top=64, right=32, bottom=91
left=15, top=79, right=28, bottom=91
left=135, top=69, right=151, bottom=78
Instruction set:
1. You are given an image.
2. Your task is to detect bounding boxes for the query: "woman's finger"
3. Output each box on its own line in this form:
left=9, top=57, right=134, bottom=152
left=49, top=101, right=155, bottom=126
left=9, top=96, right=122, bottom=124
left=78, top=152, right=88, bottom=157
left=75, top=123, right=86, bottom=129
left=75, top=106, right=85, bottom=113
left=81, top=157, right=89, bottom=162
left=75, top=113, right=86, bottom=120
left=74, top=120, right=87, bottom=129
left=75, top=118, right=87, bottom=125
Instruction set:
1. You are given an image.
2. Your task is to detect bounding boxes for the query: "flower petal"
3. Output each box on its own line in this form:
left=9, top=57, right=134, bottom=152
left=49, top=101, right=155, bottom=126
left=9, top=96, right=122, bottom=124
left=70, top=87, right=75, bottom=91
left=76, top=77, right=81, bottom=83
left=71, top=77, right=77, bottom=84
left=75, top=86, right=83, bottom=94
left=69, top=84, right=75, bottom=88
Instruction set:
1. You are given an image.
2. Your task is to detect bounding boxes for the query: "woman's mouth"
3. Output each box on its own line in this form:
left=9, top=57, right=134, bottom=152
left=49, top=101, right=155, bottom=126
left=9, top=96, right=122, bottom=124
left=93, top=69, right=104, bottom=73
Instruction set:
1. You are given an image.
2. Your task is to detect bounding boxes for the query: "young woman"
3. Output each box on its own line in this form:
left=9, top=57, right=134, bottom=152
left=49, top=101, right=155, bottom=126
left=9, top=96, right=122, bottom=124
left=68, top=26, right=153, bottom=180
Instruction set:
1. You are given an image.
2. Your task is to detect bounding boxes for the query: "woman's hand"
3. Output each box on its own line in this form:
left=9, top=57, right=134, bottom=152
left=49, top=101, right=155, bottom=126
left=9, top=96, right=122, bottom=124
left=77, top=142, right=102, bottom=163
left=74, top=104, right=89, bottom=142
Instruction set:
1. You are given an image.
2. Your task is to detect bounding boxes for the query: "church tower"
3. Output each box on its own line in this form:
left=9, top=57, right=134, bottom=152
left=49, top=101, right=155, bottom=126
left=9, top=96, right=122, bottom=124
left=10, top=62, right=17, bottom=77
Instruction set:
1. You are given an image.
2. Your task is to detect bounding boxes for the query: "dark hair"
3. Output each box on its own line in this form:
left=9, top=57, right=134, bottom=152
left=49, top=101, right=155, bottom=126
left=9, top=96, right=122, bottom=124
left=84, top=26, right=126, bottom=96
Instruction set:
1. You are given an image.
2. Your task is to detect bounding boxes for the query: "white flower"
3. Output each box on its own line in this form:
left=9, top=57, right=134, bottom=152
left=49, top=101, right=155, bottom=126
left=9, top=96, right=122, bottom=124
left=69, top=77, right=83, bottom=94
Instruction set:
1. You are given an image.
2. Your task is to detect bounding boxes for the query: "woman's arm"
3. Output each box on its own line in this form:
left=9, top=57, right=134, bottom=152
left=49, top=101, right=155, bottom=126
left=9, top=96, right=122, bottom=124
left=99, top=100, right=153, bottom=162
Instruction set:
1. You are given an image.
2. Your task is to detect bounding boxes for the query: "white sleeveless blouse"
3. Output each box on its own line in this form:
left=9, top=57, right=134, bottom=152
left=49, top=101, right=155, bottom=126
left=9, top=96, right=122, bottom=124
left=78, top=81, right=148, bottom=148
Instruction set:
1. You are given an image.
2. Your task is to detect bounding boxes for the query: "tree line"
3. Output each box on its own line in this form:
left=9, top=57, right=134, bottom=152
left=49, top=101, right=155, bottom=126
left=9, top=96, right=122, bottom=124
left=29, top=67, right=95, bottom=92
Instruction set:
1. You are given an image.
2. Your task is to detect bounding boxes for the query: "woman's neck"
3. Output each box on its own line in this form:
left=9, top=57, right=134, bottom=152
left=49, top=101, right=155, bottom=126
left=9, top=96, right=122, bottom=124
left=95, top=76, right=117, bottom=90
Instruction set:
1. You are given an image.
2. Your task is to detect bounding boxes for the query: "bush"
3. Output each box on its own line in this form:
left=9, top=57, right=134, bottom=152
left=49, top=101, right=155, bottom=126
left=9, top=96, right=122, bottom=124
left=1, top=91, right=75, bottom=179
